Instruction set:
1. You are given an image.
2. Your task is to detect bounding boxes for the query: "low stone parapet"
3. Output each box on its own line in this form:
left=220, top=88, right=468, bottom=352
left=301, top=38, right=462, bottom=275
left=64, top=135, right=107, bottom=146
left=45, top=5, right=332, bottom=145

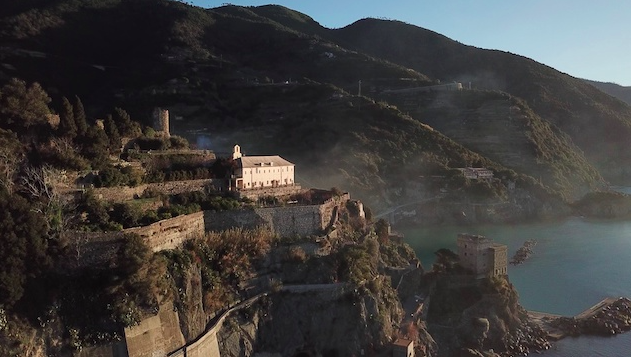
left=235, top=185, right=303, bottom=200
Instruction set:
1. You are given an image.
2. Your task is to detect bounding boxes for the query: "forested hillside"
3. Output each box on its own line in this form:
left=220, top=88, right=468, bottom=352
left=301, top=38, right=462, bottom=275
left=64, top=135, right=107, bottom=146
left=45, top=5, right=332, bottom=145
left=0, top=0, right=624, bottom=202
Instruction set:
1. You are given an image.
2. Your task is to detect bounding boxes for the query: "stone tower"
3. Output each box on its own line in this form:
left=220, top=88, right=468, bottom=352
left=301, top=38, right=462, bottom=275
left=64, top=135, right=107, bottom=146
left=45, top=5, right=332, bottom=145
left=152, top=107, right=170, bottom=138
left=457, top=233, right=507, bottom=278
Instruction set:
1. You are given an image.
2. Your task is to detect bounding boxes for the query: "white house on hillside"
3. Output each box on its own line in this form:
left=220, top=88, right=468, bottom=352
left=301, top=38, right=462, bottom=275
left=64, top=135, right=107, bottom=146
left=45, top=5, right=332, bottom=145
left=231, top=145, right=295, bottom=190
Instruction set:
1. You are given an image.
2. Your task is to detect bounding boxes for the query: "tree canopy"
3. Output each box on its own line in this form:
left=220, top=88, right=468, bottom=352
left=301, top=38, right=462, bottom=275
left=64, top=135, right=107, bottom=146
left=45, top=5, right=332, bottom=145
left=0, top=78, right=51, bottom=134
left=0, top=190, right=50, bottom=308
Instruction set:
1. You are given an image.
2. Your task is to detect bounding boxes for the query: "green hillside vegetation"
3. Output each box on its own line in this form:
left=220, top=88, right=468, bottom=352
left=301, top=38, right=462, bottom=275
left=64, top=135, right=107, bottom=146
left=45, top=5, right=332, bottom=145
left=380, top=89, right=603, bottom=198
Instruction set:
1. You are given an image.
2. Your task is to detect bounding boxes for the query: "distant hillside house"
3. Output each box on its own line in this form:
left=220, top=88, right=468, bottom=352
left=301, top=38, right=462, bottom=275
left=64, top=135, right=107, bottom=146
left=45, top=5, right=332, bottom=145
left=458, top=167, right=494, bottom=180
left=457, top=233, right=507, bottom=279
left=392, top=338, right=415, bottom=357
left=231, top=145, right=295, bottom=190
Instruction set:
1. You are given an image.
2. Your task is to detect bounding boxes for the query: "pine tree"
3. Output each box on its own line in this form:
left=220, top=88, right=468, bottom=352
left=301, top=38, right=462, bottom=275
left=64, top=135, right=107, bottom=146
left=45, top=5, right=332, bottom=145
left=58, top=96, right=77, bottom=138
left=73, top=96, right=87, bottom=137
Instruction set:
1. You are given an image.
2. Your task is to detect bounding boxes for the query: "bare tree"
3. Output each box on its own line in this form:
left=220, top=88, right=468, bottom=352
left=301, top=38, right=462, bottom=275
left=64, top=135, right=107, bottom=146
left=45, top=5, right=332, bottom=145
left=20, top=165, right=58, bottom=207
left=19, top=165, right=79, bottom=241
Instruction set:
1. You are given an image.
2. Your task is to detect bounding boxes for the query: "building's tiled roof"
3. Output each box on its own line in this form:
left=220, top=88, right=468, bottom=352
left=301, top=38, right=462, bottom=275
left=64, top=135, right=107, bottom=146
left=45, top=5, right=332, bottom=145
left=393, top=338, right=413, bottom=347
left=238, top=156, right=294, bottom=168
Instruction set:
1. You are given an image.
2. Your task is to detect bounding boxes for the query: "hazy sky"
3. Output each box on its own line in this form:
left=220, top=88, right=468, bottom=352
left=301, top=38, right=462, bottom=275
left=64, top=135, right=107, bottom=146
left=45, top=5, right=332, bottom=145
left=191, top=0, right=631, bottom=85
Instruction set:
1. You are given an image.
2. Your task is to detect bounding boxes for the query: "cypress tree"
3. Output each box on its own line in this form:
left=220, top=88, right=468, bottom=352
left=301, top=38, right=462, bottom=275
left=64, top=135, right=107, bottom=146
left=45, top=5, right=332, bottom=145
left=105, top=114, right=122, bottom=153
left=113, top=107, right=141, bottom=138
left=58, top=96, right=76, bottom=138
left=81, top=125, right=110, bottom=169
left=73, top=96, right=87, bottom=136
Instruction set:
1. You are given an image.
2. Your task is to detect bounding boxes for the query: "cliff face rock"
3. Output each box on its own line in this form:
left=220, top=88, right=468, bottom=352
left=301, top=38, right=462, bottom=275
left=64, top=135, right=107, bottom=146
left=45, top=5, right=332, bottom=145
left=427, top=276, right=548, bottom=356
left=175, top=263, right=207, bottom=341
left=217, top=285, right=402, bottom=356
left=217, top=302, right=263, bottom=357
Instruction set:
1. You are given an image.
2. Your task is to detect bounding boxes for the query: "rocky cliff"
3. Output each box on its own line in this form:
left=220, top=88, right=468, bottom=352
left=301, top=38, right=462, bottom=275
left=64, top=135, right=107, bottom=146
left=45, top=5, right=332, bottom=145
left=427, top=275, right=549, bottom=356
left=218, top=284, right=401, bottom=356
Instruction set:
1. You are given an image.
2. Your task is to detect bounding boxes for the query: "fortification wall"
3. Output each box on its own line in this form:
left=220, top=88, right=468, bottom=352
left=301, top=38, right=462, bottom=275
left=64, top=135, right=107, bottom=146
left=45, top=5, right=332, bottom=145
left=73, top=194, right=349, bottom=267
left=204, top=204, right=328, bottom=238
left=69, top=231, right=125, bottom=269
left=203, top=194, right=346, bottom=237
left=257, top=205, right=323, bottom=237
left=126, top=211, right=205, bottom=251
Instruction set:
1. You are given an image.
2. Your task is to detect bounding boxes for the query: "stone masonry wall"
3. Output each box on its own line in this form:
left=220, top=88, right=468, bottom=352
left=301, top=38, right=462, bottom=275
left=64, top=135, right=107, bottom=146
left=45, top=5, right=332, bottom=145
left=123, top=302, right=185, bottom=357
left=93, top=179, right=224, bottom=202
left=126, top=211, right=205, bottom=251
left=203, top=198, right=342, bottom=238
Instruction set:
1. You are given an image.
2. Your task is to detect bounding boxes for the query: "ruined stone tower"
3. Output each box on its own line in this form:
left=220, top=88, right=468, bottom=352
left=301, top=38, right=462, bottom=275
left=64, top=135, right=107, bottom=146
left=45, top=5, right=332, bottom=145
left=152, top=107, right=170, bottom=138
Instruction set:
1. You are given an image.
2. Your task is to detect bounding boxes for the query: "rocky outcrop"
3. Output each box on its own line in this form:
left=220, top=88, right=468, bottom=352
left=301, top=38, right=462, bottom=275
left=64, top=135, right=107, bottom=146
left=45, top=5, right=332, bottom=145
left=427, top=275, right=551, bottom=356
left=175, top=263, right=207, bottom=341
left=217, top=285, right=402, bottom=356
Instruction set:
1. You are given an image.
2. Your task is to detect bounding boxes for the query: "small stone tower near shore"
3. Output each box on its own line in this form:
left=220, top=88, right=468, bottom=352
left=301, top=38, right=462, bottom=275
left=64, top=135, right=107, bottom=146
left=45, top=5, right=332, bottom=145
left=152, top=107, right=170, bottom=138
left=457, top=233, right=507, bottom=278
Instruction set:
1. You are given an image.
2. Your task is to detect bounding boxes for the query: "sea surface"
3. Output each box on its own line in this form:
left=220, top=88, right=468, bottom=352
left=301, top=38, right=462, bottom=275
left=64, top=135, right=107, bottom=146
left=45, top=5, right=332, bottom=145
left=400, top=215, right=631, bottom=356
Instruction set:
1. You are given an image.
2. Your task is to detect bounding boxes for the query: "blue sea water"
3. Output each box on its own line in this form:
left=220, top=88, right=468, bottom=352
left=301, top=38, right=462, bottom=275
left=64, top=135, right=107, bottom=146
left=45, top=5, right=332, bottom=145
left=399, top=217, right=631, bottom=356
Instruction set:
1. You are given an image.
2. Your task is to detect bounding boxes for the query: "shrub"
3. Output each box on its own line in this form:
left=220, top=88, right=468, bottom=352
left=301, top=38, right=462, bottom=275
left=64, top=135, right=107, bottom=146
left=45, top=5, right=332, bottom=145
left=169, top=135, right=189, bottom=149
left=287, top=246, right=308, bottom=263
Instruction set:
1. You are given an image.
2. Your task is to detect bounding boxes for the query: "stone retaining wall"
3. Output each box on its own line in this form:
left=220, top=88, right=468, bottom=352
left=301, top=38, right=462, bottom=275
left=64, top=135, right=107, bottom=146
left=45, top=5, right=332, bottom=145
left=124, top=302, right=186, bottom=357
left=93, top=179, right=224, bottom=202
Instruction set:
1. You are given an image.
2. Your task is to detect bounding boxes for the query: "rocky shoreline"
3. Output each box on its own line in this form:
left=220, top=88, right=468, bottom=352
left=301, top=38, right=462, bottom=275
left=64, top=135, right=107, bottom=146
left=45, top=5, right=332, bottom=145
left=503, top=321, right=552, bottom=356
left=552, top=297, right=631, bottom=337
